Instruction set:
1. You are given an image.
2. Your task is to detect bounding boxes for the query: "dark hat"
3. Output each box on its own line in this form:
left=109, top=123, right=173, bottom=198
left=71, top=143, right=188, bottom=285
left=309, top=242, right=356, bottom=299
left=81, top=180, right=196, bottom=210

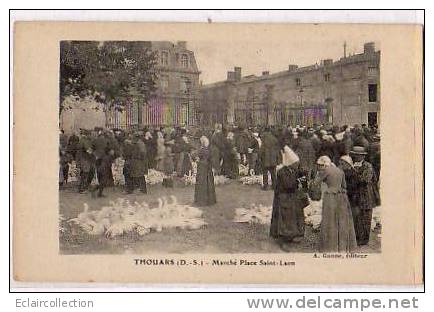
left=350, top=146, right=367, bottom=155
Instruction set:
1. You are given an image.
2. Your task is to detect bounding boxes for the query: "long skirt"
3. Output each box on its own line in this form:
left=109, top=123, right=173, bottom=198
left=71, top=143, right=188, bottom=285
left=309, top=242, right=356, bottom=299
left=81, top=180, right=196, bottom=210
left=353, top=208, right=373, bottom=246
left=320, top=190, right=357, bottom=252
left=270, top=192, right=307, bottom=241
left=194, top=162, right=216, bottom=206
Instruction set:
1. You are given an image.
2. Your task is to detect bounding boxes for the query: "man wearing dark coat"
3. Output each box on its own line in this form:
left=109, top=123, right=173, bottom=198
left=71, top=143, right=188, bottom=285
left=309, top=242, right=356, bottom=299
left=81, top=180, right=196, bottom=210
left=235, top=126, right=251, bottom=165
left=350, top=146, right=379, bottom=246
left=67, top=132, right=80, bottom=160
left=210, top=125, right=225, bottom=174
left=144, top=131, right=156, bottom=169
left=175, top=131, right=193, bottom=177
left=247, top=132, right=260, bottom=175
left=92, top=131, right=109, bottom=190
left=93, top=131, right=109, bottom=160
left=368, top=134, right=381, bottom=181
left=122, top=138, right=134, bottom=192
left=222, top=132, right=239, bottom=179
left=343, top=131, right=353, bottom=155
left=77, top=147, right=96, bottom=193
left=295, top=132, right=316, bottom=180
left=259, top=128, right=279, bottom=190
left=96, top=148, right=116, bottom=197
left=338, top=155, right=359, bottom=228
left=126, top=135, right=148, bottom=194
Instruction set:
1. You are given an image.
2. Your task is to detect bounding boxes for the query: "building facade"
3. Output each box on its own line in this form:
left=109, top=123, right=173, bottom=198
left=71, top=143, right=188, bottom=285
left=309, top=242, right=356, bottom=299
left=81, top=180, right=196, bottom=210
left=106, top=41, right=201, bottom=128
left=199, top=42, right=380, bottom=128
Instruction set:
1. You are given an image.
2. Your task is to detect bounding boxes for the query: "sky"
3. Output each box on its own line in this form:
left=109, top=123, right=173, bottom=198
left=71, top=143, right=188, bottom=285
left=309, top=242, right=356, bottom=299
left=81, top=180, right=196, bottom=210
left=188, top=40, right=378, bottom=85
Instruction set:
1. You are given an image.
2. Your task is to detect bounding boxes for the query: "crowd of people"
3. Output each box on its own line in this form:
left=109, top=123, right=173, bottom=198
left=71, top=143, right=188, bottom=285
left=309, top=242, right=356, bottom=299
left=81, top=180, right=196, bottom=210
left=59, top=122, right=381, bottom=252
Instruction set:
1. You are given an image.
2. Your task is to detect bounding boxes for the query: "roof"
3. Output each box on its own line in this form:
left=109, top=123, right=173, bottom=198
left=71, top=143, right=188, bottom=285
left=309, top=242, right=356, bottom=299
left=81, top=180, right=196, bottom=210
left=201, top=50, right=380, bottom=88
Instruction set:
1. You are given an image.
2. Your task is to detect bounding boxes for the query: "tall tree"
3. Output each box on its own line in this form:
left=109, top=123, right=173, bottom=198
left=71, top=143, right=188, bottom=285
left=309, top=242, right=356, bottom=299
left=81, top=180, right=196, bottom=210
left=60, top=41, right=158, bottom=114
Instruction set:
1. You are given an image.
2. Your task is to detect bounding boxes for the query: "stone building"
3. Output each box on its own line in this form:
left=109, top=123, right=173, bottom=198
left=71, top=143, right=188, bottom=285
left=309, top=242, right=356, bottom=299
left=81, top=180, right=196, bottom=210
left=106, top=41, right=201, bottom=128
left=199, top=42, right=380, bottom=128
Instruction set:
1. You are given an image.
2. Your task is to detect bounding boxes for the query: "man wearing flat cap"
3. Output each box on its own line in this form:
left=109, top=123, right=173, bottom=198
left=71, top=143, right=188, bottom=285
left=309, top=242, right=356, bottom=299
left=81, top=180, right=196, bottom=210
left=350, top=146, right=380, bottom=246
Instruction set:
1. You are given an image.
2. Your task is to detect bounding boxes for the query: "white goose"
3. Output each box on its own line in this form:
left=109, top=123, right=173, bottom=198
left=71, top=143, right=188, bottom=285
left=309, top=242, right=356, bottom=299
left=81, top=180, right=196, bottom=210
left=161, top=196, right=169, bottom=209
left=156, top=198, right=163, bottom=210
left=169, top=195, right=178, bottom=206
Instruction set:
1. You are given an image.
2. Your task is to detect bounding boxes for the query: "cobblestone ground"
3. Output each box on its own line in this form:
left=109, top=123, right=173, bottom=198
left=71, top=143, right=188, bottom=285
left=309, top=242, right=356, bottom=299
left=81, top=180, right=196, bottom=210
left=59, top=180, right=381, bottom=254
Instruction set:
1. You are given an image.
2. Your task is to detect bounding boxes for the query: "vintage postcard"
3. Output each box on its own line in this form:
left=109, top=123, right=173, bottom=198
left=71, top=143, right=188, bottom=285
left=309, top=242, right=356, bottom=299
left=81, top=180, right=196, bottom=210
left=12, top=21, right=423, bottom=285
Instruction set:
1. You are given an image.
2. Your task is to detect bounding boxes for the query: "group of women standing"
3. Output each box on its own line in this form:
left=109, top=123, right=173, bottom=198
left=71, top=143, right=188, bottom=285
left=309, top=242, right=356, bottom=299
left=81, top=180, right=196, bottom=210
left=269, top=144, right=380, bottom=253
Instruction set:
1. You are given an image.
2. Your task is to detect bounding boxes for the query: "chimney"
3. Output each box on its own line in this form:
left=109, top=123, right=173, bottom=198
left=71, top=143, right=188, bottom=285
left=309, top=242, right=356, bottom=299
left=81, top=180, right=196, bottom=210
left=288, top=64, right=298, bottom=72
left=177, top=41, right=187, bottom=49
left=227, top=71, right=236, bottom=81
left=262, top=71, right=269, bottom=76
left=322, top=59, right=333, bottom=66
left=364, top=42, right=375, bottom=54
left=234, top=67, right=242, bottom=81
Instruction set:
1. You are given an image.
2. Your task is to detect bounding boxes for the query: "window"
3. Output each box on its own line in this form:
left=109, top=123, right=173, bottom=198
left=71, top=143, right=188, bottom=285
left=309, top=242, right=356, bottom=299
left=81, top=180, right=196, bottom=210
left=181, top=54, right=189, bottom=68
left=368, top=112, right=378, bottom=127
left=368, top=84, right=377, bottom=102
left=160, top=51, right=169, bottom=66
left=180, top=77, right=191, bottom=93
left=368, top=66, right=378, bottom=75
left=160, top=75, right=169, bottom=91
left=295, top=78, right=301, bottom=87
left=324, top=73, right=331, bottom=82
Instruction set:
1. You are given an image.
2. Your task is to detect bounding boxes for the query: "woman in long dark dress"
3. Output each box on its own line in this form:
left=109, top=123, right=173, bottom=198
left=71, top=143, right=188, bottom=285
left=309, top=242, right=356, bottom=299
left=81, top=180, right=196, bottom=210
left=194, top=136, right=217, bottom=206
left=312, top=155, right=357, bottom=252
left=270, top=146, right=309, bottom=252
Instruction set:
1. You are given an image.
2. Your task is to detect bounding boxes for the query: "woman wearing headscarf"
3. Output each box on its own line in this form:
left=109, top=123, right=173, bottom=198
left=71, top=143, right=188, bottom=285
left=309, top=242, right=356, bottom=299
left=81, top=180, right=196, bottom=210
left=311, top=155, right=357, bottom=252
left=270, top=146, right=309, bottom=251
left=194, top=136, right=217, bottom=206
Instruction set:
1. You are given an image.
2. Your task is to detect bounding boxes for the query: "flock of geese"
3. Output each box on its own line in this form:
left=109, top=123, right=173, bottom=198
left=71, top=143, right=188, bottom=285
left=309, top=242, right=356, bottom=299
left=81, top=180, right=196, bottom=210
left=68, top=196, right=207, bottom=238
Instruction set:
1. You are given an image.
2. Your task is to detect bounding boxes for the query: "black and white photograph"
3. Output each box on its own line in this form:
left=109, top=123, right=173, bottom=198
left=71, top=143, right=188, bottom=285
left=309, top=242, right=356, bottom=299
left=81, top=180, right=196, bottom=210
left=12, top=19, right=423, bottom=285
left=58, top=39, right=382, bottom=255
